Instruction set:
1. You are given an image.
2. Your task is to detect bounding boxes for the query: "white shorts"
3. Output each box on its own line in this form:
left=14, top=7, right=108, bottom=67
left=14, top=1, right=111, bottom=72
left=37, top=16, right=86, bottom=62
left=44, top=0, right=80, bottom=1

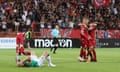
left=31, top=55, right=46, bottom=66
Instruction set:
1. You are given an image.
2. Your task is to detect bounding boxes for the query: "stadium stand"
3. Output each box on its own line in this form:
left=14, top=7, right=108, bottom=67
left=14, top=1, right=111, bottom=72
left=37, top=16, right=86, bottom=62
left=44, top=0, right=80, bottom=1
left=0, top=0, right=120, bottom=37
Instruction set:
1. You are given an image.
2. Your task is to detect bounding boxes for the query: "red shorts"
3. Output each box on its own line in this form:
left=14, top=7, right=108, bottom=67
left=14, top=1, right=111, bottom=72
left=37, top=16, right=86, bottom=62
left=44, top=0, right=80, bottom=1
left=89, top=39, right=96, bottom=48
left=16, top=35, right=24, bottom=45
left=80, top=38, right=89, bottom=48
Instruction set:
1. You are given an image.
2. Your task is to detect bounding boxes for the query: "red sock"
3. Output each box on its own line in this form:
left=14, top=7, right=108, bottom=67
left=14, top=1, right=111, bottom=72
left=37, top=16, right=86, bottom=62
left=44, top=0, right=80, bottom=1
left=16, top=47, right=19, bottom=53
left=83, top=51, right=86, bottom=59
left=20, top=47, right=31, bottom=55
left=92, top=49, right=96, bottom=60
left=20, top=47, right=24, bottom=53
left=80, top=48, right=84, bottom=57
left=19, top=47, right=24, bottom=55
left=23, top=51, right=31, bottom=55
left=87, top=50, right=92, bottom=59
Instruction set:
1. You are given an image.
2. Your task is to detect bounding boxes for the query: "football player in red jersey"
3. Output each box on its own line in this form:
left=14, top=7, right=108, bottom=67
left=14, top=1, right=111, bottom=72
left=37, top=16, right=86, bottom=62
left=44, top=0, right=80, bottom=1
left=16, top=31, right=31, bottom=56
left=87, top=22, right=97, bottom=62
left=78, top=17, right=90, bottom=62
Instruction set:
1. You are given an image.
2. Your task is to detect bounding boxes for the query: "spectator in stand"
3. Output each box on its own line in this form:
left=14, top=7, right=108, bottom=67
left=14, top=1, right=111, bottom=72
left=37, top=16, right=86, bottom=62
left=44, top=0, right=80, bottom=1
left=104, top=30, right=108, bottom=39
left=61, top=20, right=67, bottom=28
left=1, top=20, right=7, bottom=31
left=0, top=0, right=119, bottom=32
left=14, top=19, right=20, bottom=32
left=68, top=19, right=75, bottom=28
left=26, top=16, right=31, bottom=30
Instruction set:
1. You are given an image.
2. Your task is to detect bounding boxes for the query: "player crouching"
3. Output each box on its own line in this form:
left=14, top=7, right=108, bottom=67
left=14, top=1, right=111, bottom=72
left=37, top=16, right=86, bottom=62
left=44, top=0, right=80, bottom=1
left=16, top=51, right=56, bottom=67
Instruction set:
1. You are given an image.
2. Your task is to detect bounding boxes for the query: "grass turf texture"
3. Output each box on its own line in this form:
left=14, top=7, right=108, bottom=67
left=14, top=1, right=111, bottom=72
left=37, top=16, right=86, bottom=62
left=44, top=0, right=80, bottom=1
left=0, top=48, right=120, bottom=72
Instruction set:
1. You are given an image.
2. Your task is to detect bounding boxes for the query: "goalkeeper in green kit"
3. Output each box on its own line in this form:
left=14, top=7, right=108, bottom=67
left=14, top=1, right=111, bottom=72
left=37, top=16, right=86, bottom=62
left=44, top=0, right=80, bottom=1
left=25, top=29, right=32, bottom=49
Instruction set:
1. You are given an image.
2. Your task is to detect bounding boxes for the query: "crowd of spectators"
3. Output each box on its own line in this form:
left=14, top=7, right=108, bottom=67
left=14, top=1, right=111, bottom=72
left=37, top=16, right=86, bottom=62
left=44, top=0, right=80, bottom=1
left=0, top=0, right=120, bottom=32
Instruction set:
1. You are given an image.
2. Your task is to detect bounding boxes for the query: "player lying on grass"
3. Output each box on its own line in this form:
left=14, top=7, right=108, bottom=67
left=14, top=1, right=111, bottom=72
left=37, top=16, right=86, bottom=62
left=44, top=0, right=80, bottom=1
left=16, top=51, right=56, bottom=67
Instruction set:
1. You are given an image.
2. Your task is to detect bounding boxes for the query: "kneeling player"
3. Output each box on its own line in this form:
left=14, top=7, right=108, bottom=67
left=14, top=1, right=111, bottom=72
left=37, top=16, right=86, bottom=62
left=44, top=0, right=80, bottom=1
left=16, top=51, right=56, bottom=67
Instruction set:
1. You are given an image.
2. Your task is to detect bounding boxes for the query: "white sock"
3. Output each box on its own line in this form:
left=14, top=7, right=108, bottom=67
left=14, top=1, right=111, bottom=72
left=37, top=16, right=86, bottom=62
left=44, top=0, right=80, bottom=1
left=47, top=56, right=52, bottom=64
left=16, top=54, right=19, bottom=60
left=38, top=56, right=46, bottom=66
left=16, top=54, right=20, bottom=64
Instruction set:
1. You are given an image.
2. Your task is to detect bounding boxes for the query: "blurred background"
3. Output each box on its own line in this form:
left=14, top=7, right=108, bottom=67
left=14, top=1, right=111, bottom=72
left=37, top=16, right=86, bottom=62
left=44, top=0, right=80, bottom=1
left=0, top=0, right=120, bottom=48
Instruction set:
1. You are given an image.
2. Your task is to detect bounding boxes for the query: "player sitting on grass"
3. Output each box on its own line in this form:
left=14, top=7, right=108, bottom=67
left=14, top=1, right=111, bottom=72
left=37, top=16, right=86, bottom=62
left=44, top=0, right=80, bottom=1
left=16, top=51, right=56, bottom=67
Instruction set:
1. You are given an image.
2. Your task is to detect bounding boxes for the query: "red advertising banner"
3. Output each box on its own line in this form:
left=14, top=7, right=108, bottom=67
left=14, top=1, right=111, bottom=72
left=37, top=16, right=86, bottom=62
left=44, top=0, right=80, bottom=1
left=40, top=29, right=80, bottom=38
left=39, top=29, right=120, bottom=39
left=97, top=30, right=120, bottom=38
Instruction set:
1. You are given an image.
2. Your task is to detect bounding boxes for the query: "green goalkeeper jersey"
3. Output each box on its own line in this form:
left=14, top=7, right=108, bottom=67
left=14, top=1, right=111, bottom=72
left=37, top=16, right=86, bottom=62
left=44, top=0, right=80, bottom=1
left=24, top=60, right=39, bottom=67
left=25, top=31, right=31, bottom=40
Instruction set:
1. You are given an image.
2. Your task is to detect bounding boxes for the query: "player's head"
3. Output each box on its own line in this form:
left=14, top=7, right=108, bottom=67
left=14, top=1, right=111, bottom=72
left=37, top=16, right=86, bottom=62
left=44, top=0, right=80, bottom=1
left=82, top=17, right=89, bottom=24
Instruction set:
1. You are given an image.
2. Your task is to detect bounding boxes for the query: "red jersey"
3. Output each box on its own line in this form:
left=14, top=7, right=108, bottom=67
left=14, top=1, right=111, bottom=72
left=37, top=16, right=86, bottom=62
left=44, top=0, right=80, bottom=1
left=80, top=24, right=89, bottom=41
left=79, top=24, right=89, bottom=48
left=88, top=24, right=96, bottom=47
left=16, top=32, right=25, bottom=45
left=17, top=33, right=25, bottom=38
left=89, top=24, right=96, bottom=40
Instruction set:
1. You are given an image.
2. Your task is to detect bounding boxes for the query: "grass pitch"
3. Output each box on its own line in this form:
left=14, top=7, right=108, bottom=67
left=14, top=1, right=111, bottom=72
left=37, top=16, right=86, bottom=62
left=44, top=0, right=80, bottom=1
left=0, top=48, right=120, bottom=72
